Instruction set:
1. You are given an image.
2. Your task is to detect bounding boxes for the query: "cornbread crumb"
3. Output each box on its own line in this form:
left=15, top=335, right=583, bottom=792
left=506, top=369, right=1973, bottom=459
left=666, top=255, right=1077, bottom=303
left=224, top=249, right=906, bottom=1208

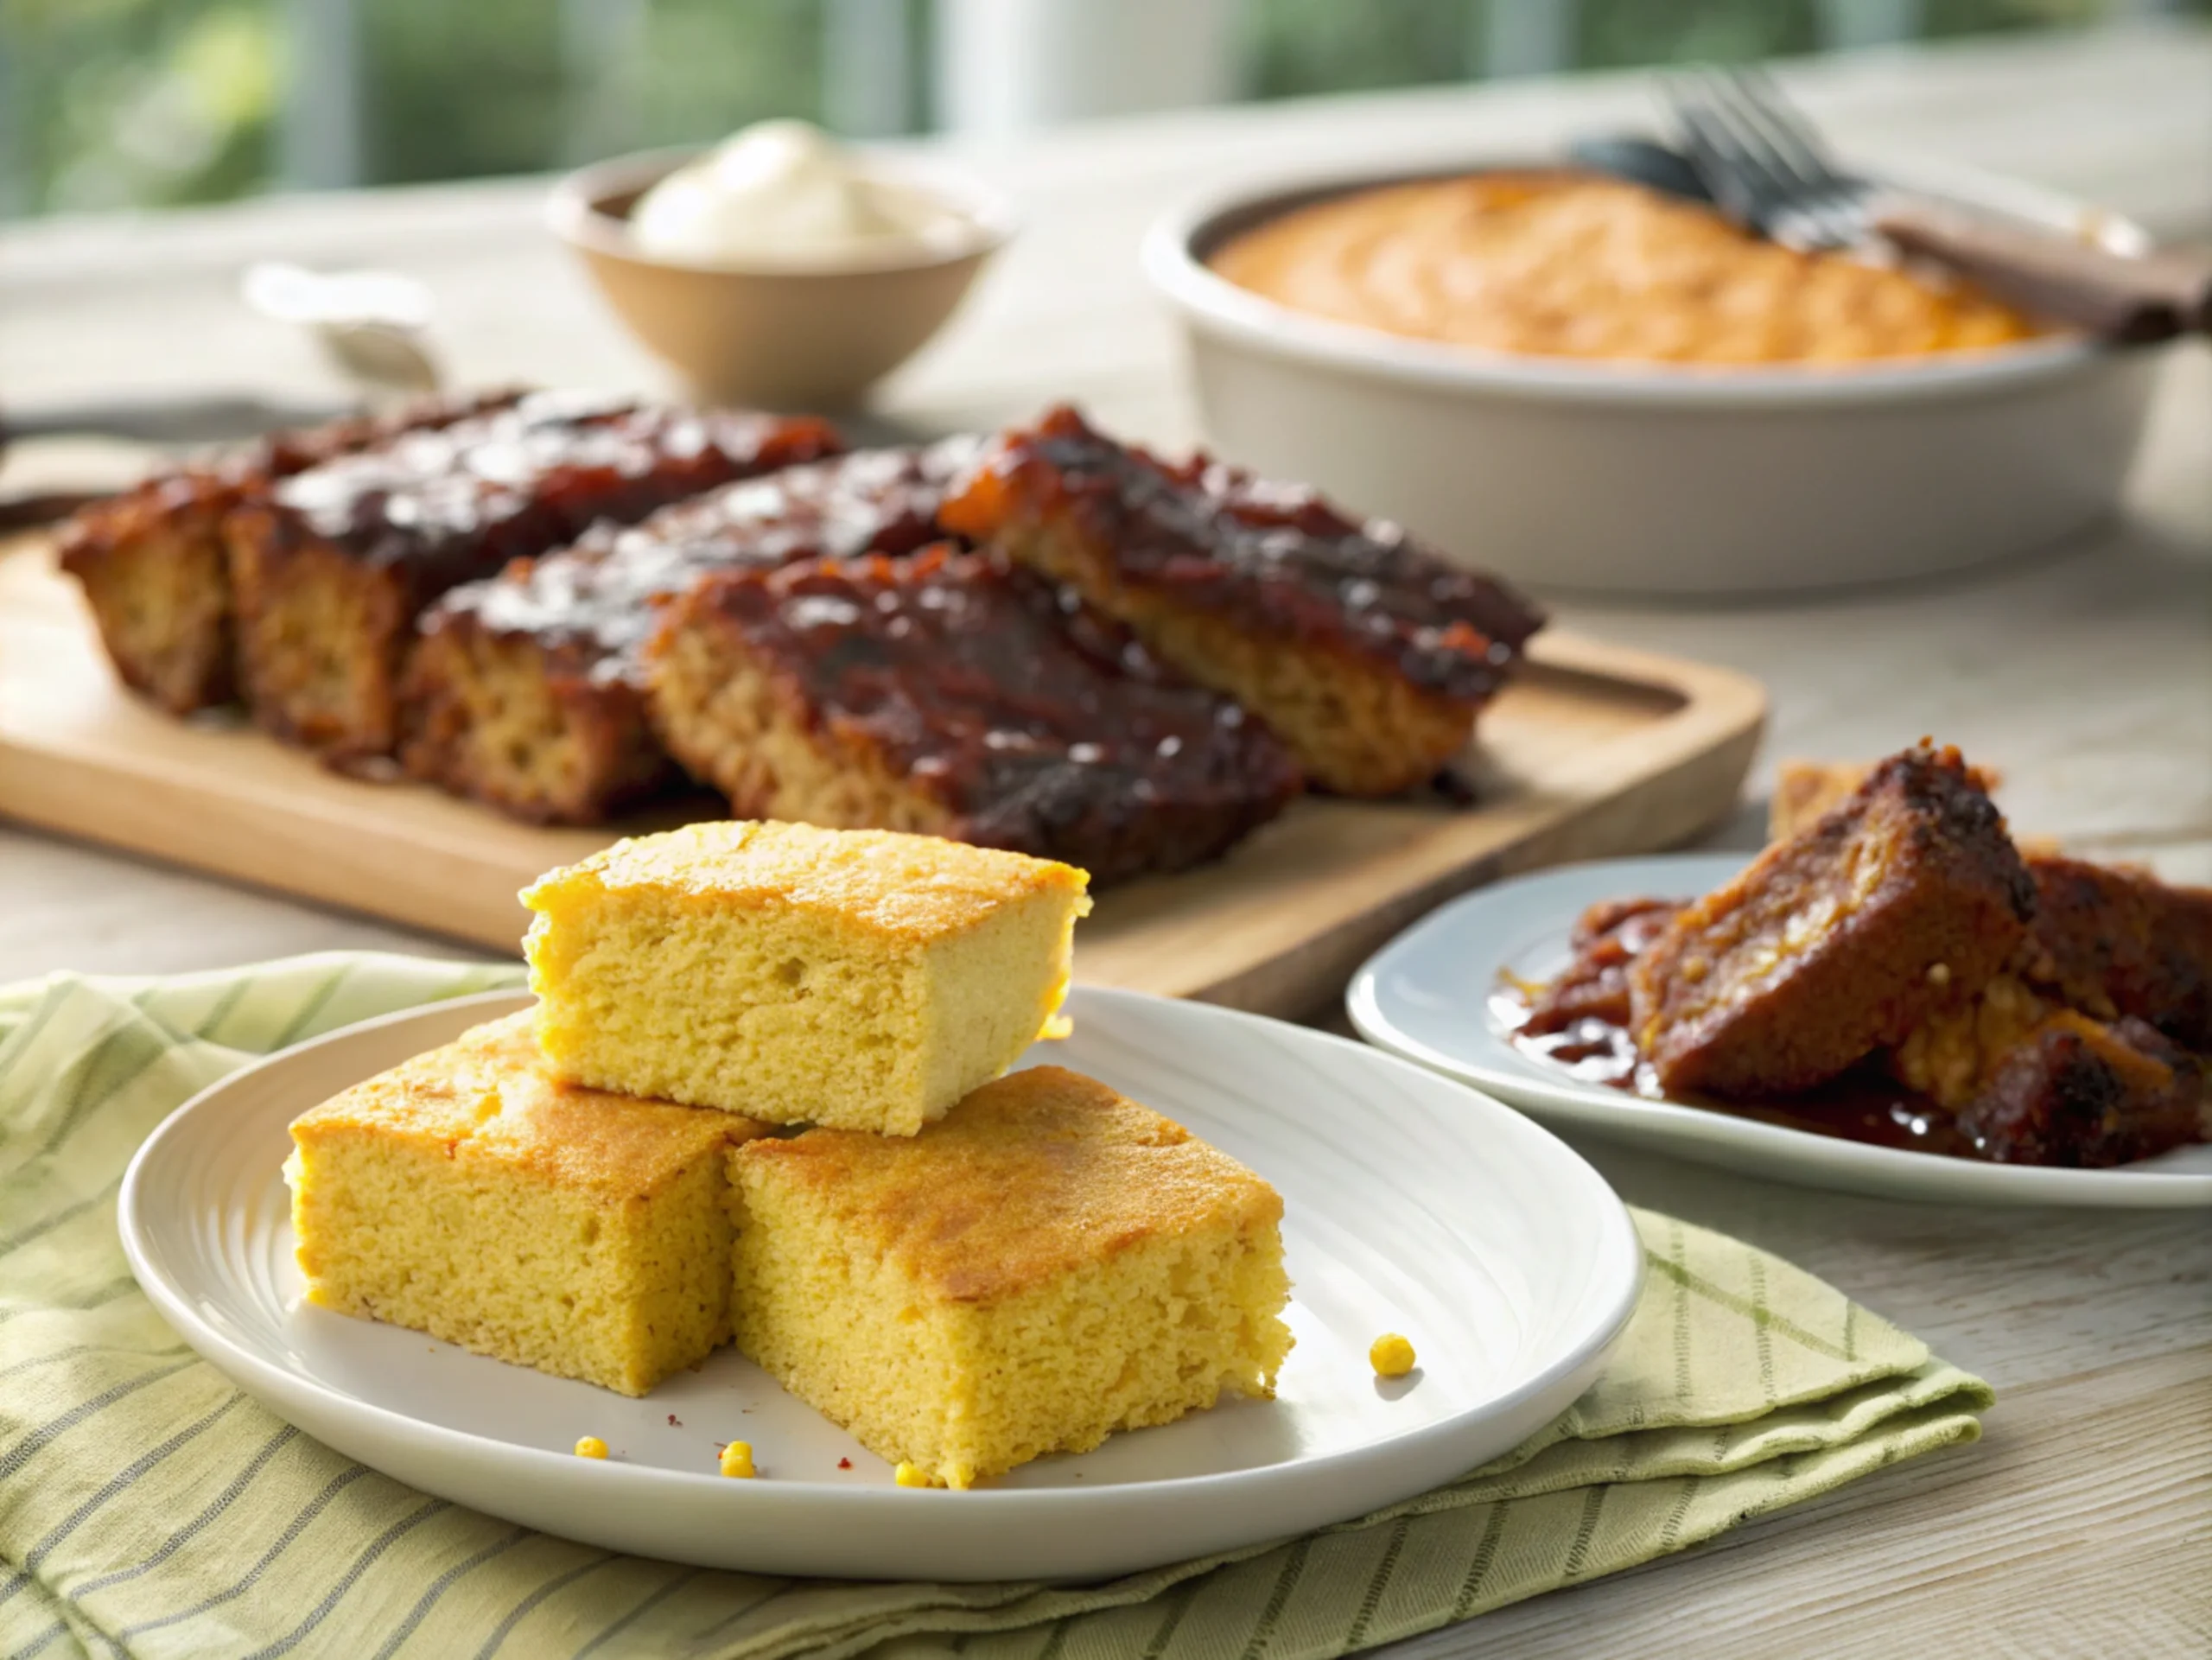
left=729, top=1065, right=1294, bottom=1490
left=720, top=1441, right=756, bottom=1479
left=522, top=821, right=1091, bottom=1134
left=287, top=1011, right=763, bottom=1396
left=1370, top=1333, right=1416, bottom=1377
left=575, top=1437, right=609, bottom=1460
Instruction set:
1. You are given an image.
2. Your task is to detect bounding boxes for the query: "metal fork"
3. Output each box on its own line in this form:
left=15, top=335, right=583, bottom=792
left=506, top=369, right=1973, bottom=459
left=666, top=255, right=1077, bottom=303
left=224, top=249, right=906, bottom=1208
left=1663, top=67, right=1871, bottom=251
left=1659, top=66, right=2212, bottom=340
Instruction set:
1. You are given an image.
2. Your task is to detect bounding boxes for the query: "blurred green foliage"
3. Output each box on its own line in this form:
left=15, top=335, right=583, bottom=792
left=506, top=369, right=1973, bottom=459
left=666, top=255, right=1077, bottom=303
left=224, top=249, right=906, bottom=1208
left=361, top=1, right=567, bottom=186
left=0, top=0, right=2191, bottom=217
left=360, top=0, right=826, bottom=186
left=1, top=0, right=277, bottom=213
left=1240, top=0, right=1474, bottom=95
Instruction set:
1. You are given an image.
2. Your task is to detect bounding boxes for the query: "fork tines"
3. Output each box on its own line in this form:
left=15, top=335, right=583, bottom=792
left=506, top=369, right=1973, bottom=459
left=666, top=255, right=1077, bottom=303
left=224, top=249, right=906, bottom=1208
left=1664, top=67, right=1867, bottom=251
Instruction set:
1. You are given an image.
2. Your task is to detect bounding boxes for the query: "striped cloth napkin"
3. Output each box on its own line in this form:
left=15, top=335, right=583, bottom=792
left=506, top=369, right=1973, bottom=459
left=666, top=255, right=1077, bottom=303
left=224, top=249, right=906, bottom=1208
left=0, top=954, right=1992, bottom=1660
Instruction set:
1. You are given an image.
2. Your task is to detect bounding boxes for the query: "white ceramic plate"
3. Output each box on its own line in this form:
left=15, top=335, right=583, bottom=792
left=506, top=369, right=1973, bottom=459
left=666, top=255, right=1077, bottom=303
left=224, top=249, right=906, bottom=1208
left=1348, top=855, right=2212, bottom=1209
left=119, top=986, right=1642, bottom=1582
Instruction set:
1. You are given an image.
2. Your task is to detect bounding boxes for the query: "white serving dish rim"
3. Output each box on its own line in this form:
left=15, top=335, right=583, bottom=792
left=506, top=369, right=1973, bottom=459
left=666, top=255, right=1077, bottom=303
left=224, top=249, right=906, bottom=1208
left=1143, top=149, right=2147, bottom=410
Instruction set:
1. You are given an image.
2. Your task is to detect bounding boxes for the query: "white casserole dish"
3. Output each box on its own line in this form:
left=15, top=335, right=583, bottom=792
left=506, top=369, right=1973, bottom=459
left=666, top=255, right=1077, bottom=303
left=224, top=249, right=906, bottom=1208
left=1142, top=157, right=2166, bottom=595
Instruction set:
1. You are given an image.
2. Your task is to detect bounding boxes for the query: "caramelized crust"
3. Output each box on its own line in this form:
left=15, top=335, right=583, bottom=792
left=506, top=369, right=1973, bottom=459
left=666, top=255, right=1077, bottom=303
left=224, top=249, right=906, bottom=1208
left=1890, top=861, right=2212, bottom=1110
left=1770, top=758, right=2003, bottom=844
left=525, top=817, right=1088, bottom=944
left=1630, top=743, right=2034, bottom=1096
left=940, top=404, right=1543, bottom=795
left=645, top=545, right=1303, bottom=883
left=400, top=441, right=964, bottom=823
left=56, top=389, right=523, bottom=715
left=1955, top=1015, right=2207, bottom=1167
left=2018, top=854, right=2212, bottom=1051
left=291, top=1009, right=762, bottom=1192
left=735, top=1065, right=1283, bottom=1307
left=225, top=391, right=840, bottom=760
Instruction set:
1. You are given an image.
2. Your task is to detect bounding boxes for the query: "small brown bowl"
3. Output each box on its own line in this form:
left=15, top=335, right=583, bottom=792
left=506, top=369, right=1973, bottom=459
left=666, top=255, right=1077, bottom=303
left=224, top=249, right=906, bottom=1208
left=549, top=147, right=1014, bottom=410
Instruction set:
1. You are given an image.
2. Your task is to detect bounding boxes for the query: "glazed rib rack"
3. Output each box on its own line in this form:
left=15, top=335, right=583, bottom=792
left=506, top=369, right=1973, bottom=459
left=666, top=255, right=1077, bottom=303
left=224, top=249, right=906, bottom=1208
left=57, top=393, right=1549, bottom=882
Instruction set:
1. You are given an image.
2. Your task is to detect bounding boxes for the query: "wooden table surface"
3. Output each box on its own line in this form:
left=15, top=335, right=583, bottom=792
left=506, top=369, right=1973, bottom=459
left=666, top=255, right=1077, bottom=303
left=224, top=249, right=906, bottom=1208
left=3, top=21, right=2208, bottom=1658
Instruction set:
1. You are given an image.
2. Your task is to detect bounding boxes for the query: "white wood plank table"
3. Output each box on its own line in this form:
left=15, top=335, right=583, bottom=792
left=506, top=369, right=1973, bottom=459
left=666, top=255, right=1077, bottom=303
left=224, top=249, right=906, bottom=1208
left=2, top=21, right=2208, bottom=1657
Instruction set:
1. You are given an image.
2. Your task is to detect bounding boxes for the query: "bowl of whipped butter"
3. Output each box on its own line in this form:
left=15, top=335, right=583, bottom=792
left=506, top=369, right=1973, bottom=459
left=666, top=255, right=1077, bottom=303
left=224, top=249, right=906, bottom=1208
left=550, top=120, right=1014, bottom=409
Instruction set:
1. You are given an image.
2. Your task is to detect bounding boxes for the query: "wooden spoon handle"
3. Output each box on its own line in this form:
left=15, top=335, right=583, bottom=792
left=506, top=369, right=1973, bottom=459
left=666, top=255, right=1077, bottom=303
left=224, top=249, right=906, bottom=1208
left=1872, top=199, right=2212, bottom=345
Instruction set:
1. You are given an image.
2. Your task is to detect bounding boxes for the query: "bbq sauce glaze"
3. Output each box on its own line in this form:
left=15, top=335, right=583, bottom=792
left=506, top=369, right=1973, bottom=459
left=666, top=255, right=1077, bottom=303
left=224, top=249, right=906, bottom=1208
left=1493, top=987, right=1984, bottom=1160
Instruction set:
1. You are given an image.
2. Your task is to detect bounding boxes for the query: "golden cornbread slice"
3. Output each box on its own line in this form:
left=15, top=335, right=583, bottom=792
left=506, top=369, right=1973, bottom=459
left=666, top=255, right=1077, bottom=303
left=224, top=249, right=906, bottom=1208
left=729, top=1065, right=1294, bottom=1489
left=521, top=821, right=1091, bottom=1134
left=286, top=1011, right=763, bottom=1397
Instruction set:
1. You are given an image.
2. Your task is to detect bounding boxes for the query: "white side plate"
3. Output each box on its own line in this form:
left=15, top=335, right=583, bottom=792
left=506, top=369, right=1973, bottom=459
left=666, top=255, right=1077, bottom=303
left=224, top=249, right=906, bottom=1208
left=119, top=986, right=1643, bottom=1582
left=1349, top=855, right=2212, bottom=1208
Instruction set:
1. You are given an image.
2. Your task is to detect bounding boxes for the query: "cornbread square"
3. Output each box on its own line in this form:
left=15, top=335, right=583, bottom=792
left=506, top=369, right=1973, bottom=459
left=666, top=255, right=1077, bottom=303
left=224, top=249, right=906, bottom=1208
left=522, top=821, right=1092, bottom=1132
left=728, top=1065, right=1294, bottom=1488
left=286, top=1010, right=762, bottom=1396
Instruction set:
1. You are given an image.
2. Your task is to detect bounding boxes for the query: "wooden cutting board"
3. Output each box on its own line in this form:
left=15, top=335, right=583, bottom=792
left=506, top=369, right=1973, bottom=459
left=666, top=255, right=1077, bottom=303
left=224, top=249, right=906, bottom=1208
left=0, top=537, right=1763, bottom=1016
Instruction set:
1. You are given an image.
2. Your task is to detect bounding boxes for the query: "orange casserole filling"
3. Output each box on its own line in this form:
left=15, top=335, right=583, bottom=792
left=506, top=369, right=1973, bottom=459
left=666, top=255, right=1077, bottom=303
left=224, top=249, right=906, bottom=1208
left=1207, top=171, right=2046, bottom=366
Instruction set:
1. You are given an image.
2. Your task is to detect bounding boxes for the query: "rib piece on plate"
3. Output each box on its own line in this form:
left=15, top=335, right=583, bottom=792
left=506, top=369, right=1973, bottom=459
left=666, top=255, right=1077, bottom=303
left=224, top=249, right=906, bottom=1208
left=940, top=404, right=1544, bottom=796
left=2018, top=853, right=2212, bottom=1052
left=1629, top=741, right=2035, bottom=1097
left=1955, top=1014, right=2207, bottom=1168
left=645, top=544, right=1303, bottom=883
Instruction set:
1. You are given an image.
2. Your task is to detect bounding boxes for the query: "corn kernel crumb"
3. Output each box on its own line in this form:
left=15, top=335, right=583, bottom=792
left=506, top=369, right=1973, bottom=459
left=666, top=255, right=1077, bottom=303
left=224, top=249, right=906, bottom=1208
left=1370, top=1333, right=1416, bottom=1378
left=894, top=1460, right=932, bottom=1488
left=720, top=1441, right=757, bottom=1479
left=574, top=1436, right=609, bottom=1460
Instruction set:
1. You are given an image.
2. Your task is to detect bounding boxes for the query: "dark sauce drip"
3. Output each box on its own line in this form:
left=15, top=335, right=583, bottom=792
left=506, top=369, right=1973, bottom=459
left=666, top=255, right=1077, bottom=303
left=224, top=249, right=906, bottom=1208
left=970, top=406, right=1544, bottom=702
left=1493, top=988, right=1986, bottom=1159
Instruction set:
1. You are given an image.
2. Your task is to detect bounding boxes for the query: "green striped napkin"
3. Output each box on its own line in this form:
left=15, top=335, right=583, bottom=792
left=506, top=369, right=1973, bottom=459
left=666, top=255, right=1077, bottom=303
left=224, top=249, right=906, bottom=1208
left=0, top=954, right=1991, bottom=1660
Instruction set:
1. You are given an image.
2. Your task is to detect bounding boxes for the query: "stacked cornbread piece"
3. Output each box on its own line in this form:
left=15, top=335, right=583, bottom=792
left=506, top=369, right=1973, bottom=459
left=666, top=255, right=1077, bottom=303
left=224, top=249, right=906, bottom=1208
left=63, top=392, right=1541, bottom=877
left=288, top=823, right=1294, bottom=1486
